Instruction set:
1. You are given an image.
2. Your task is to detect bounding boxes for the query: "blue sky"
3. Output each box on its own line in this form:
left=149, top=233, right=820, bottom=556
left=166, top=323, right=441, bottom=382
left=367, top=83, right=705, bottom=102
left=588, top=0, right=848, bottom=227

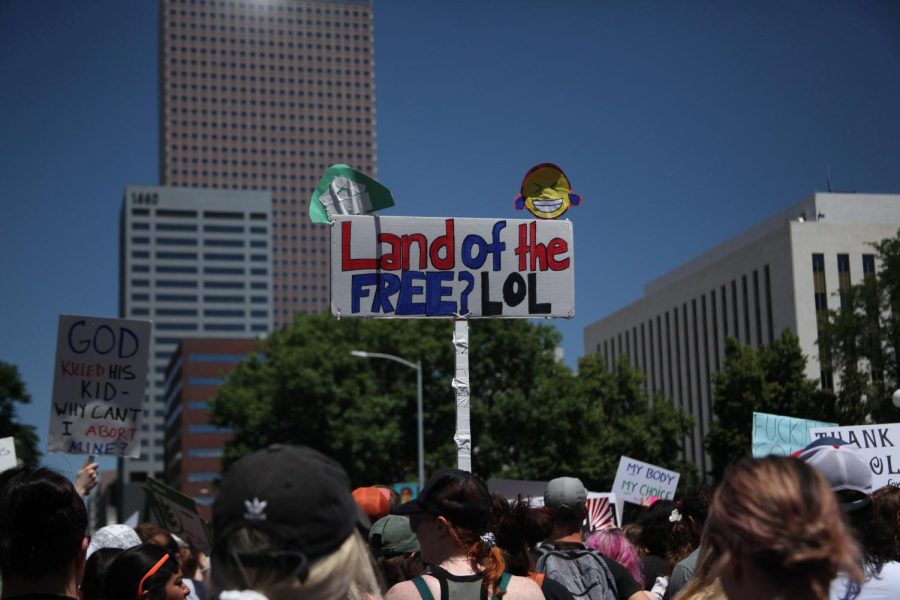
left=2, top=0, right=900, bottom=476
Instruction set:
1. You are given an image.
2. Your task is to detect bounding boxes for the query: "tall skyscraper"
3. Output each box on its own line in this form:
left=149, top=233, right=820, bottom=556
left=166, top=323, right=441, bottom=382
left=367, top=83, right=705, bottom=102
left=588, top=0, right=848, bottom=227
left=120, top=185, right=272, bottom=481
left=159, top=0, right=376, bottom=325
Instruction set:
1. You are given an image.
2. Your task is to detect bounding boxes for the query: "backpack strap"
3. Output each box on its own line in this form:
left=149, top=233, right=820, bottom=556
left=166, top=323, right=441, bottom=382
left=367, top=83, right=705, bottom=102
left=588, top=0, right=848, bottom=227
left=491, top=572, right=512, bottom=599
left=412, top=575, right=437, bottom=600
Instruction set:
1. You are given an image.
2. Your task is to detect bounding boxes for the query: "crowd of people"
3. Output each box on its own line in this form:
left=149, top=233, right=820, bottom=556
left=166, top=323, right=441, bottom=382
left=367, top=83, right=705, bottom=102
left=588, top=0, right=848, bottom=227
left=1, top=438, right=899, bottom=600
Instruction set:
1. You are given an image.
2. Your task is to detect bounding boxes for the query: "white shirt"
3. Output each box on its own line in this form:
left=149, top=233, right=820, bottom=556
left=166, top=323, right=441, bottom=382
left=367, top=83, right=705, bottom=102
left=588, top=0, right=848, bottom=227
left=830, top=561, right=900, bottom=600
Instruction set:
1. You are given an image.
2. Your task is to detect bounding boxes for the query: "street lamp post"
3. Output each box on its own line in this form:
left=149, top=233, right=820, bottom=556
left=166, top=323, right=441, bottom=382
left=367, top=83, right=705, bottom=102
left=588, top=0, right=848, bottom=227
left=351, top=350, right=424, bottom=490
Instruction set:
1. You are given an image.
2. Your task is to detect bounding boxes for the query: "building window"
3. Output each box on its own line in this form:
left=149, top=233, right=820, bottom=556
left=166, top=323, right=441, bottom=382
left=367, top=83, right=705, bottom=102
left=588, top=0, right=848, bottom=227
left=863, top=254, right=875, bottom=278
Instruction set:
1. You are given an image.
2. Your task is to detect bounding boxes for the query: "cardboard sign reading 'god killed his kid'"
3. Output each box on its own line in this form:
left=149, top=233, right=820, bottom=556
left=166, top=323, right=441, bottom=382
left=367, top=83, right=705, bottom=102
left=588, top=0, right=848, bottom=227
left=330, top=215, right=574, bottom=318
left=48, top=315, right=151, bottom=458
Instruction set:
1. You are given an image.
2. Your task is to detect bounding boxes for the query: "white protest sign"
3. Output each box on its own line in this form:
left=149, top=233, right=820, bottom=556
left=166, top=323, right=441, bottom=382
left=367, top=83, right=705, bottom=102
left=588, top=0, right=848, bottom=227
left=48, top=315, right=151, bottom=458
left=808, top=423, right=900, bottom=489
left=752, top=412, right=837, bottom=457
left=612, top=456, right=680, bottom=520
left=145, top=477, right=212, bottom=554
left=330, top=215, right=575, bottom=318
left=0, top=437, right=17, bottom=472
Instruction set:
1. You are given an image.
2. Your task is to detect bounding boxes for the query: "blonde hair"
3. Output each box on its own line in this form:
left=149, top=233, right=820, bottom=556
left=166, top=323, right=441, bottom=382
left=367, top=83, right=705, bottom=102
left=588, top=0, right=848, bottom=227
left=212, top=529, right=383, bottom=600
left=705, top=457, right=863, bottom=600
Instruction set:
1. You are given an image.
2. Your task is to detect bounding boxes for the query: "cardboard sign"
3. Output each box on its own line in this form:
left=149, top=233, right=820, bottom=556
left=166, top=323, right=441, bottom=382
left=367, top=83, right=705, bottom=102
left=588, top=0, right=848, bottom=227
left=392, top=482, right=419, bottom=502
left=0, top=437, right=17, bottom=472
left=586, top=492, right=618, bottom=531
left=330, top=215, right=574, bottom=318
left=144, top=477, right=212, bottom=553
left=752, top=412, right=837, bottom=458
left=612, top=456, right=680, bottom=519
left=808, top=423, right=900, bottom=490
left=48, top=315, right=151, bottom=457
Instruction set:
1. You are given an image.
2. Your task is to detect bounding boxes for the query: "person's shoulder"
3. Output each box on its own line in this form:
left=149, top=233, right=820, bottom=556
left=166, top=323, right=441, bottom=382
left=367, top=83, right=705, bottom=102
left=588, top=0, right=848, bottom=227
left=505, top=574, right=546, bottom=600
left=385, top=578, right=431, bottom=600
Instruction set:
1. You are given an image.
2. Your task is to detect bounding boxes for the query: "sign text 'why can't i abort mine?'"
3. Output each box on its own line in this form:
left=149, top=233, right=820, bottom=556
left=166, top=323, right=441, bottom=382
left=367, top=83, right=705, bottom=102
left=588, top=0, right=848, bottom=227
left=331, top=215, right=575, bottom=318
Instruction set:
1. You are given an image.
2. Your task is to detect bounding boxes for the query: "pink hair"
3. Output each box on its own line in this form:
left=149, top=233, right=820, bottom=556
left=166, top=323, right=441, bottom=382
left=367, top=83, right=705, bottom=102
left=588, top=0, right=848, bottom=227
left=585, top=528, right=645, bottom=588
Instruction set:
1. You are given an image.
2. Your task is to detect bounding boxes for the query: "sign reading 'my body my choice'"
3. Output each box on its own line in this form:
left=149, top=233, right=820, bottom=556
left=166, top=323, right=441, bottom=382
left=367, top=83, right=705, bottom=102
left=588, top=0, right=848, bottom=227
left=331, top=215, right=574, bottom=318
left=48, top=315, right=151, bottom=458
left=612, top=456, right=680, bottom=520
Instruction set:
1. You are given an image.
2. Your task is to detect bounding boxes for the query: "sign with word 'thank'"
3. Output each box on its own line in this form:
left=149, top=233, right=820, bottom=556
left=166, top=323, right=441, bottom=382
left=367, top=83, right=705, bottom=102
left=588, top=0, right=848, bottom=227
left=331, top=215, right=574, bottom=318
left=48, top=315, right=151, bottom=458
left=808, top=423, right=900, bottom=490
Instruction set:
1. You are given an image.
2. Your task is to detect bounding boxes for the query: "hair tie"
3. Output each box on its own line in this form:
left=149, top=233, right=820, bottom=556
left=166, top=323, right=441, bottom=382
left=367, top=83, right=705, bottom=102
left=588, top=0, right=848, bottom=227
left=480, top=532, right=496, bottom=548
left=669, top=508, right=682, bottom=523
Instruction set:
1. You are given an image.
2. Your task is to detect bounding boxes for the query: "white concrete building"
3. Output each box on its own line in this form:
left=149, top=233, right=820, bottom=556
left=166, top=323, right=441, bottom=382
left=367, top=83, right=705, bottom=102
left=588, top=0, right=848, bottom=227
left=583, top=193, right=900, bottom=475
left=119, top=185, right=272, bottom=481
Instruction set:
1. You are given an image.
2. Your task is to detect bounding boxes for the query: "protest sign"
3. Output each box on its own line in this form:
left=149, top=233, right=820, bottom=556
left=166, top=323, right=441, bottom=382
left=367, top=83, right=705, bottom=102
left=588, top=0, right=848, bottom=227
left=752, top=412, right=837, bottom=458
left=144, top=477, right=212, bottom=554
left=0, top=437, right=17, bottom=472
left=586, top=492, right=618, bottom=531
left=393, top=481, right=419, bottom=502
left=330, top=215, right=574, bottom=318
left=48, top=315, right=151, bottom=458
left=808, top=423, right=900, bottom=489
left=612, top=456, right=680, bottom=520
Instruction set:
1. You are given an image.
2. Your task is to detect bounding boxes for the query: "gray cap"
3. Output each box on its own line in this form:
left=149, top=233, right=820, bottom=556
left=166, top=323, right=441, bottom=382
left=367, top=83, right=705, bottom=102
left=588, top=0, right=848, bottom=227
left=544, top=477, right=587, bottom=516
left=797, top=441, right=872, bottom=511
left=86, top=524, right=141, bottom=558
left=368, top=515, right=419, bottom=557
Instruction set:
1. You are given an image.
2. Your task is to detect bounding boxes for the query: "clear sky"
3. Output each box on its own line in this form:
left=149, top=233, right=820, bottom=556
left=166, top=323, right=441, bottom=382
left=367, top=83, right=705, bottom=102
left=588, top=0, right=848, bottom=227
left=2, top=0, right=900, bottom=477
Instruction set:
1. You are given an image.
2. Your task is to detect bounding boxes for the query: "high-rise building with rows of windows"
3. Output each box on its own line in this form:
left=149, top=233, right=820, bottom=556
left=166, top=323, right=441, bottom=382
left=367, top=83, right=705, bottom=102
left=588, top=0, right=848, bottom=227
left=159, top=0, right=376, bottom=325
left=583, top=193, right=900, bottom=476
left=119, top=185, right=272, bottom=482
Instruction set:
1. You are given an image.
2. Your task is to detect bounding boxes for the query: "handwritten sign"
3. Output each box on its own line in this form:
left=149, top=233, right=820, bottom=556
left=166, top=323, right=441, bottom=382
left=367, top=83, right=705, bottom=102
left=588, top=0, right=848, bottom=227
left=752, top=412, right=837, bottom=458
left=144, top=477, right=212, bottom=553
left=48, top=315, right=151, bottom=458
left=808, top=423, right=900, bottom=489
left=330, top=215, right=575, bottom=318
left=0, top=437, right=17, bottom=472
left=612, top=456, right=680, bottom=519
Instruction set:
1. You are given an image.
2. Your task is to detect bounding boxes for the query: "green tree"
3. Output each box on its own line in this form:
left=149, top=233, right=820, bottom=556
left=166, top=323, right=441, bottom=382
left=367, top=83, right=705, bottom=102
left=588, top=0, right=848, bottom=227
left=706, top=330, right=824, bottom=482
left=575, top=354, right=697, bottom=491
left=819, top=230, right=900, bottom=424
left=211, top=314, right=696, bottom=489
left=0, top=362, right=41, bottom=466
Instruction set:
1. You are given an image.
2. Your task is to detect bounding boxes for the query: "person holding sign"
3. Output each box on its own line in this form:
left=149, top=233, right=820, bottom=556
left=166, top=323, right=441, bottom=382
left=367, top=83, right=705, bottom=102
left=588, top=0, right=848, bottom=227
left=704, top=456, right=861, bottom=600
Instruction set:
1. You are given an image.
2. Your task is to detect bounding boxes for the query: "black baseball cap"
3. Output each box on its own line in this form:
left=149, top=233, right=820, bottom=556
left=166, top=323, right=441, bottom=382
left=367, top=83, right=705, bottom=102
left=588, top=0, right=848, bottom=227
left=392, top=468, right=492, bottom=532
left=213, top=444, right=358, bottom=570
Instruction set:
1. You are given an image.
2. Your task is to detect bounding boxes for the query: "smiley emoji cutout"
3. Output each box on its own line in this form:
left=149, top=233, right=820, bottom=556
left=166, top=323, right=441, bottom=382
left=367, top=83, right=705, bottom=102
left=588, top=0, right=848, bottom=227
left=514, top=163, right=582, bottom=219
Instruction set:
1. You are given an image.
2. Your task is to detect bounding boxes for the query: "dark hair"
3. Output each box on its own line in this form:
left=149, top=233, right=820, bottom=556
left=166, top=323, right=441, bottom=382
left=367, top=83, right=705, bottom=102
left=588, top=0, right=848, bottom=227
left=0, top=466, right=87, bottom=579
left=638, top=499, right=677, bottom=558
left=872, top=486, right=900, bottom=560
left=81, top=547, right=123, bottom=600
left=375, top=554, right=424, bottom=590
left=845, top=500, right=896, bottom=575
left=490, top=494, right=553, bottom=576
left=106, top=543, right=180, bottom=600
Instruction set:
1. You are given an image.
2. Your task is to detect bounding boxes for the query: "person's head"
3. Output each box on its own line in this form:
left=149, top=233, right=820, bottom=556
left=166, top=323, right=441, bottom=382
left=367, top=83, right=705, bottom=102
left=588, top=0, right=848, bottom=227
left=106, top=543, right=188, bottom=600
left=0, top=465, right=88, bottom=588
left=797, top=438, right=894, bottom=571
left=706, top=456, right=862, bottom=600
left=87, top=524, right=142, bottom=559
left=80, top=547, right=123, bottom=600
left=872, top=486, right=900, bottom=560
left=135, top=523, right=180, bottom=557
left=585, top=528, right=644, bottom=588
left=394, top=468, right=504, bottom=593
left=211, top=444, right=382, bottom=600
left=677, top=486, right=712, bottom=546
left=621, top=523, right=647, bottom=556
left=368, top=515, right=423, bottom=590
left=543, top=476, right=587, bottom=537
left=353, top=486, right=391, bottom=522
left=490, top=494, right=554, bottom=576
left=638, top=499, right=678, bottom=559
